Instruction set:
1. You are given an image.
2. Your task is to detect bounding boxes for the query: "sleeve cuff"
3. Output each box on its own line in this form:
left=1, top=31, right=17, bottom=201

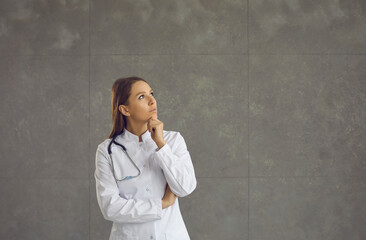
left=153, top=143, right=174, bottom=170
left=155, top=142, right=168, bottom=152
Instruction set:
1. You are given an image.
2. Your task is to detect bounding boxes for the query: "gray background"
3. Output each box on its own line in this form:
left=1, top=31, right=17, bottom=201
left=0, top=0, right=365, bottom=240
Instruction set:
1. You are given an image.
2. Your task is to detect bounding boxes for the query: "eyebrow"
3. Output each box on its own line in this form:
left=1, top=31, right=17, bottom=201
left=135, top=88, right=153, bottom=96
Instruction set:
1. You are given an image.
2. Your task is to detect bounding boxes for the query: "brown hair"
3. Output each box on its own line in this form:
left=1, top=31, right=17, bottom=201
left=107, top=76, right=148, bottom=139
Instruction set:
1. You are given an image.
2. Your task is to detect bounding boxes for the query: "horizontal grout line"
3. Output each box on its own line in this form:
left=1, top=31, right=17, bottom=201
left=196, top=175, right=364, bottom=178
left=91, top=53, right=366, bottom=56
left=2, top=53, right=366, bottom=57
left=0, top=177, right=91, bottom=180
left=0, top=175, right=362, bottom=180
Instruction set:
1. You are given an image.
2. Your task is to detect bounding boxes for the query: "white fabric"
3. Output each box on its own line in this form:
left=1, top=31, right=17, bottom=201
left=95, top=128, right=197, bottom=240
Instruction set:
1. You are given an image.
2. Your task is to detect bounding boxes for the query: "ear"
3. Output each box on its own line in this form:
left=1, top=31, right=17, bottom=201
left=119, top=105, right=130, bottom=117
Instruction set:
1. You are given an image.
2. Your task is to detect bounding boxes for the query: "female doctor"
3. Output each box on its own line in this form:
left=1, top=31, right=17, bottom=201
left=94, top=76, right=197, bottom=240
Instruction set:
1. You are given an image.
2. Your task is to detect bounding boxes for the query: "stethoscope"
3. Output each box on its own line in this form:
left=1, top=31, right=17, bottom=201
left=107, top=131, right=141, bottom=181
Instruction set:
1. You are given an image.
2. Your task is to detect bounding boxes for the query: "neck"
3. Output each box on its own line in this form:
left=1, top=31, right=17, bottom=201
left=125, top=121, right=148, bottom=142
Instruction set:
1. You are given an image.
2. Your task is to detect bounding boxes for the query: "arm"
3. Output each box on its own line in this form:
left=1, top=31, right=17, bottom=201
left=94, top=145, right=163, bottom=223
left=153, top=132, right=197, bottom=197
left=162, top=184, right=178, bottom=209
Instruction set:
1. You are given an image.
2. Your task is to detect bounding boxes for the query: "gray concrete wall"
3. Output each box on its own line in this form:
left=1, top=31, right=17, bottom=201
left=0, top=0, right=365, bottom=239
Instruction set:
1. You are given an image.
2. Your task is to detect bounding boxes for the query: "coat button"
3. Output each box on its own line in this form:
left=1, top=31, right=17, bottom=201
left=150, top=236, right=153, bottom=239
left=146, top=188, right=149, bottom=191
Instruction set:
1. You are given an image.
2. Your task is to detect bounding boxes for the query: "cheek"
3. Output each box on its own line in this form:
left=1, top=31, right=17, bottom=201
left=134, top=102, right=149, bottom=115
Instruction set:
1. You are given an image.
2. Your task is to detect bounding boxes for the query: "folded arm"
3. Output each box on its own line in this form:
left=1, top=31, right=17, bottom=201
left=153, top=132, right=197, bottom=197
left=94, top=145, right=163, bottom=223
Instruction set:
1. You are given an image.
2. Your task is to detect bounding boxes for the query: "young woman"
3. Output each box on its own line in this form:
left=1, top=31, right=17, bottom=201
left=94, top=76, right=197, bottom=240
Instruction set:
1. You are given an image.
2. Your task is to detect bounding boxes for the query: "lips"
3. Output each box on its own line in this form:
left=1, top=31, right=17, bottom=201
left=150, top=108, right=157, bottom=112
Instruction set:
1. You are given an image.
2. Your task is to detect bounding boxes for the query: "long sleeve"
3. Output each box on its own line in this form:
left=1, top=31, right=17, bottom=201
left=94, top=145, right=163, bottom=223
left=153, top=132, right=197, bottom=197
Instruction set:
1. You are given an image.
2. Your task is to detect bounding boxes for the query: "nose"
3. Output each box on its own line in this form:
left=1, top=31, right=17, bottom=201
left=149, top=95, right=156, bottom=105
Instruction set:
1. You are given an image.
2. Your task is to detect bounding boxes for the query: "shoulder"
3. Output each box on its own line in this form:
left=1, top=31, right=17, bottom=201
left=96, top=138, right=113, bottom=155
left=162, top=129, right=182, bottom=141
left=162, top=129, right=187, bottom=148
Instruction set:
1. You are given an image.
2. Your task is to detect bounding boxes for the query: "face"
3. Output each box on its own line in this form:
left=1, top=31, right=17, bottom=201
left=119, top=81, right=157, bottom=123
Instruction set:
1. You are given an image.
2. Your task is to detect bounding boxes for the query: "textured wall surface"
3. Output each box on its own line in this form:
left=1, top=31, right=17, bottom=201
left=0, top=0, right=365, bottom=240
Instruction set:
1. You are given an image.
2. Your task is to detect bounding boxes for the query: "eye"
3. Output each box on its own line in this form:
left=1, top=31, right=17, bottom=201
left=138, top=92, right=154, bottom=99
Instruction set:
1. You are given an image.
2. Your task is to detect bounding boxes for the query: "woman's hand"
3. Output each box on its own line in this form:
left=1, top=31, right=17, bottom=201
left=162, top=184, right=178, bottom=209
left=147, top=116, right=166, bottom=149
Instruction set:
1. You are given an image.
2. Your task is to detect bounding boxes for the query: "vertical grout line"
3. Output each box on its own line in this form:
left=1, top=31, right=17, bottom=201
left=247, top=0, right=250, bottom=239
left=88, top=0, right=91, bottom=239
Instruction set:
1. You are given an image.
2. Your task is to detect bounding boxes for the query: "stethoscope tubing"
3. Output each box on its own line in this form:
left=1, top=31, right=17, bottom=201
left=107, top=133, right=141, bottom=181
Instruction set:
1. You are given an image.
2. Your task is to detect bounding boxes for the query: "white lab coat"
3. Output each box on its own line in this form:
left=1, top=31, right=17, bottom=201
left=94, top=128, right=197, bottom=240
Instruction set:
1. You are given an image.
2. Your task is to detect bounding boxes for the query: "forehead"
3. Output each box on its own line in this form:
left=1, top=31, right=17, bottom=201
left=131, top=81, right=151, bottom=93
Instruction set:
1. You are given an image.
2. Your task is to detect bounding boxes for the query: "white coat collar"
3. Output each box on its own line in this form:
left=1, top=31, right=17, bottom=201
left=121, top=128, right=151, bottom=143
